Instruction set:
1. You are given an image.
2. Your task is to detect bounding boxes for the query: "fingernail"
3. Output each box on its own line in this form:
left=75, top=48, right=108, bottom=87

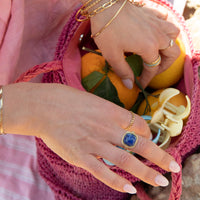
left=123, top=184, right=137, bottom=194
left=149, top=133, right=153, bottom=140
left=155, top=175, right=169, bottom=187
left=169, top=160, right=181, bottom=173
left=122, top=79, right=133, bottom=89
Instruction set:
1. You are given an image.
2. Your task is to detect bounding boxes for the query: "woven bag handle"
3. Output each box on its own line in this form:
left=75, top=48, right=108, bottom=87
left=15, top=60, right=62, bottom=83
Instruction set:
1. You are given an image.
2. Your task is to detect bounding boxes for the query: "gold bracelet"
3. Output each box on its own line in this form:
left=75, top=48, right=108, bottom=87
left=128, top=0, right=145, bottom=7
left=0, top=86, right=4, bottom=135
left=76, top=0, right=119, bottom=22
left=86, top=0, right=119, bottom=18
left=81, top=0, right=102, bottom=15
left=91, top=0, right=128, bottom=38
left=76, top=0, right=94, bottom=22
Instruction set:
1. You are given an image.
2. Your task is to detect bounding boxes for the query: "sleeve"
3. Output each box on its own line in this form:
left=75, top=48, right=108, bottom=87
left=0, top=0, right=24, bottom=85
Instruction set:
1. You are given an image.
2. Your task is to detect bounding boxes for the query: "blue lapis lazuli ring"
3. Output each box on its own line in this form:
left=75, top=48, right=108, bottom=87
left=122, top=131, right=138, bottom=149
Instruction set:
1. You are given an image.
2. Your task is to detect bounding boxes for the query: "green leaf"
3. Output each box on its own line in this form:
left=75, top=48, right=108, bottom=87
left=82, top=71, right=104, bottom=91
left=126, top=54, right=143, bottom=77
left=93, top=76, right=124, bottom=108
left=103, top=61, right=112, bottom=74
left=130, top=92, right=145, bottom=113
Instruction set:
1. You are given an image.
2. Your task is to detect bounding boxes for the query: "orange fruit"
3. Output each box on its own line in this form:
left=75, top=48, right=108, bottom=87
left=148, top=38, right=186, bottom=89
left=137, top=89, right=188, bottom=117
left=81, top=52, right=140, bottom=110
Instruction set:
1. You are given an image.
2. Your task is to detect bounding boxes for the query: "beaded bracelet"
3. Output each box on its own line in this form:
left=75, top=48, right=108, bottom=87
left=0, top=86, right=4, bottom=135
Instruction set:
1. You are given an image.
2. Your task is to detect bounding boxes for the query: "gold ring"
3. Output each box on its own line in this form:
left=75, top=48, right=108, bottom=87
left=143, top=54, right=161, bottom=68
left=125, top=111, right=135, bottom=131
left=162, top=39, right=174, bottom=50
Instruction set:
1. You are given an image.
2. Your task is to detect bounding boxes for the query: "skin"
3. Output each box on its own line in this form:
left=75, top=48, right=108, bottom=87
left=2, top=0, right=181, bottom=194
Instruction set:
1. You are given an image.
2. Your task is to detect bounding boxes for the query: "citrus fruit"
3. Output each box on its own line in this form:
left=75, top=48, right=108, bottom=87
left=148, top=38, right=186, bottom=89
left=81, top=52, right=140, bottom=110
left=137, top=89, right=188, bottom=117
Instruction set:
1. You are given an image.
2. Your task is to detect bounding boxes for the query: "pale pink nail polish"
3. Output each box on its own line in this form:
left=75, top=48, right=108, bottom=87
left=122, top=79, right=133, bottom=89
left=169, top=160, right=181, bottom=173
left=155, top=175, right=169, bottom=187
left=123, top=184, right=137, bottom=194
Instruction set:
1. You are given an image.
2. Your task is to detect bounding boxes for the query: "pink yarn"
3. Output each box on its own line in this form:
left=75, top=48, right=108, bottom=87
left=15, top=1, right=200, bottom=199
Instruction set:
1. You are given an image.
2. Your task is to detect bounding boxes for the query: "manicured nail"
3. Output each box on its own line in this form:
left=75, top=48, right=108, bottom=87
left=123, top=184, right=137, bottom=194
left=122, top=79, right=133, bottom=89
left=155, top=175, right=169, bottom=187
left=169, top=160, right=181, bottom=173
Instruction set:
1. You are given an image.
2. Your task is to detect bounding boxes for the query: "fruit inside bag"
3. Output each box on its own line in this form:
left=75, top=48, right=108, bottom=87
left=15, top=0, right=200, bottom=200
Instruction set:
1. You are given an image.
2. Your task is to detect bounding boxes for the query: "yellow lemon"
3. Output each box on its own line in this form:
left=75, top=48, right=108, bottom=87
left=148, top=38, right=186, bottom=89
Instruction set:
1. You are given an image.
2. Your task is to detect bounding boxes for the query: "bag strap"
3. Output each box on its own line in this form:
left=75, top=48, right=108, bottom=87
left=15, top=60, right=62, bottom=83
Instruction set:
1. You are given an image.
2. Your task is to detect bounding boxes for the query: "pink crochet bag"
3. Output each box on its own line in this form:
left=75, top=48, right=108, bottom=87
left=16, top=0, right=200, bottom=199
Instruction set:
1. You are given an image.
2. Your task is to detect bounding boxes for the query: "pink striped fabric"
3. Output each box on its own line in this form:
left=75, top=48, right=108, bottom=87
left=0, top=135, right=55, bottom=200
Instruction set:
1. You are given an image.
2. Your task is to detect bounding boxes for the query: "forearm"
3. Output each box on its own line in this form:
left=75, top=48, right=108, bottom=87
left=2, top=83, right=48, bottom=137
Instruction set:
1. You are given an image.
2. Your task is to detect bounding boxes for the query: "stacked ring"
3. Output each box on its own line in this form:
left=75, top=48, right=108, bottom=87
left=143, top=54, right=161, bottom=68
left=125, top=111, right=135, bottom=131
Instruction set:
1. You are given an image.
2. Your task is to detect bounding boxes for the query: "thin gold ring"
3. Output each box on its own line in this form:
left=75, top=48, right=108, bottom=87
left=125, top=111, right=135, bottom=131
left=143, top=54, right=161, bottom=68
left=162, top=39, right=174, bottom=50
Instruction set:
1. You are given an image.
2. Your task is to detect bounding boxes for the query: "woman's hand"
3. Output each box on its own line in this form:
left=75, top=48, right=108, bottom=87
left=3, top=83, right=180, bottom=194
left=90, top=1, right=180, bottom=88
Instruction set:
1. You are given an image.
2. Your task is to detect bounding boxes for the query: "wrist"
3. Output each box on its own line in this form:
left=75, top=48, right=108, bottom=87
left=2, top=83, right=42, bottom=137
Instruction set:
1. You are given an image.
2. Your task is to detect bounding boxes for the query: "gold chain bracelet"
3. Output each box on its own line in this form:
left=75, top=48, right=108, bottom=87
left=91, top=0, right=128, bottom=38
left=81, top=0, right=102, bottom=15
left=0, top=86, right=4, bottom=135
left=76, top=0, right=119, bottom=22
left=86, top=0, right=119, bottom=18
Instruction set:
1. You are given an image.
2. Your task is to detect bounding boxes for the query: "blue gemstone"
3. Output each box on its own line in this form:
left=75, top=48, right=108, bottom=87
left=123, top=133, right=137, bottom=147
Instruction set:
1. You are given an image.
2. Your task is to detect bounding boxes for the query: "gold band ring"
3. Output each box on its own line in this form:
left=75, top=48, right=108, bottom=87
left=162, top=39, right=174, bottom=50
left=125, top=111, right=135, bottom=131
left=143, top=54, right=161, bottom=68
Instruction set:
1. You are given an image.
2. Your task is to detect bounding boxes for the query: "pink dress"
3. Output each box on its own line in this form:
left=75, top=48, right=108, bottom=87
left=0, top=0, right=79, bottom=199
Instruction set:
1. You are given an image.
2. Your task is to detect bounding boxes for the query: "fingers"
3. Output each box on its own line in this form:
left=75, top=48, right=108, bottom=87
left=81, top=155, right=137, bottom=194
left=161, top=21, right=180, bottom=39
left=122, top=112, right=152, bottom=139
left=158, top=43, right=180, bottom=74
left=96, top=143, right=170, bottom=187
left=111, top=131, right=181, bottom=174
left=144, top=7, right=168, bottom=20
left=102, top=50, right=135, bottom=89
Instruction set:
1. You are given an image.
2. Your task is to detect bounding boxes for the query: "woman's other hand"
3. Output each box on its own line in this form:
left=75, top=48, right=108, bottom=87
left=90, top=1, right=180, bottom=89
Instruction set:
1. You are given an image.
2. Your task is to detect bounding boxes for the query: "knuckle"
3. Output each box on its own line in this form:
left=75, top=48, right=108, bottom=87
left=173, top=26, right=180, bottom=37
left=135, top=138, right=151, bottom=155
left=145, top=38, right=159, bottom=52
left=109, top=176, right=120, bottom=188
left=159, top=153, right=172, bottom=167
left=117, top=152, right=132, bottom=167
left=89, top=162, right=104, bottom=175
left=174, top=45, right=181, bottom=58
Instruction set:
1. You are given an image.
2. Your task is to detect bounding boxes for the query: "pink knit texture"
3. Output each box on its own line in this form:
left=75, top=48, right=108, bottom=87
left=15, top=0, right=200, bottom=199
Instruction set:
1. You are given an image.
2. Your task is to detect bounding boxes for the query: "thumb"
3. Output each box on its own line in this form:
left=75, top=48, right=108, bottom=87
left=103, top=51, right=135, bottom=89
